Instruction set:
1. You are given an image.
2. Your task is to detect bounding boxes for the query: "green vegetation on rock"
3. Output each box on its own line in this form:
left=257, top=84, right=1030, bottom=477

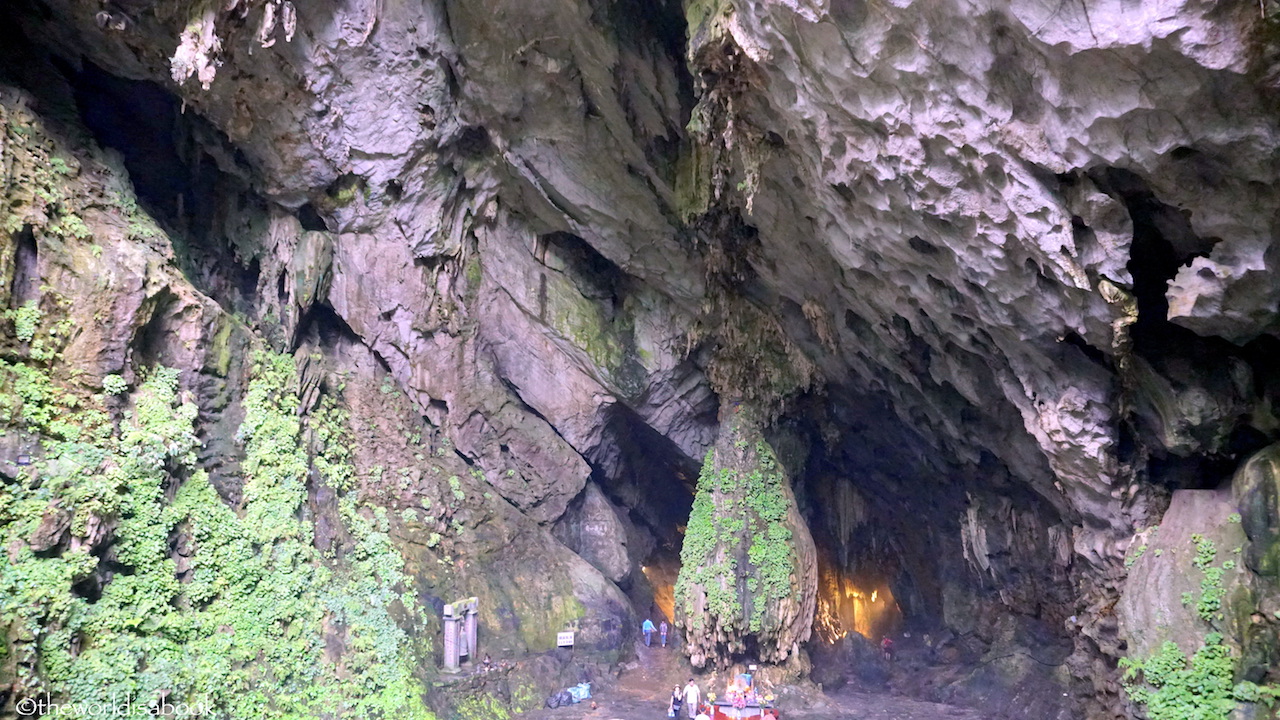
left=0, top=349, right=436, bottom=718
left=101, top=373, right=128, bottom=395
left=6, top=300, right=41, bottom=343
left=1123, top=525, right=1279, bottom=719
left=675, top=412, right=799, bottom=649
left=1189, top=534, right=1227, bottom=623
left=1120, top=634, right=1240, bottom=720
left=677, top=448, right=743, bottom=624
left=1121, top=633, right=1280, bottom=719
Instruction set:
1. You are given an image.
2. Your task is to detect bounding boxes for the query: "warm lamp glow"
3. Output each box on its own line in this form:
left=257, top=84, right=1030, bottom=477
left=815, top=561, right=901, bottom=643
left=642, top=560, right=678, bottom=623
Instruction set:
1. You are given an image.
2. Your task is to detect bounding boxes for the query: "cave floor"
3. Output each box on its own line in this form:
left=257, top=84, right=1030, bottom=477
left=518, top=644, right=984, bottom=720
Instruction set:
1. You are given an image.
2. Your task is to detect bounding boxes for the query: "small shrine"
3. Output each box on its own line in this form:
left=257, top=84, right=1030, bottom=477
left=442, top=597, right=479, bottom=671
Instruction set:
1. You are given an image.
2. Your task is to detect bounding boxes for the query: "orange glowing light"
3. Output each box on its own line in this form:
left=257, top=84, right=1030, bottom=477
left=815, top=561, right=901, bottom=644
left=642, top=557, right=679, bottom=623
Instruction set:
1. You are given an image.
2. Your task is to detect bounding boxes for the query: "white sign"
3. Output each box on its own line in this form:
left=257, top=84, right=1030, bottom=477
left=556, top=631, right=575, bottom=647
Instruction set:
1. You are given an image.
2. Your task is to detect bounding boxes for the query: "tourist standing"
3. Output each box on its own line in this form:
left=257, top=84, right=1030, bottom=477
left=669, top=686, right=683, bottom=717
left=642, top=618, right=656, bottom=647
left=659, top=619, right=669, bottom=647
left=683, top=679, right=700, bottom=720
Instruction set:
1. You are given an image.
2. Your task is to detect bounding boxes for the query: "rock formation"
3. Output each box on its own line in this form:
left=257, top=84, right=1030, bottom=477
left=0, top=0, right=1279, bottom=717
left=675, top=408, right=817, bottom=669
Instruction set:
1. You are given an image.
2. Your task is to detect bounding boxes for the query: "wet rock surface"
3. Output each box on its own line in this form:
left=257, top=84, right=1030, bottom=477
left=1235, top=444, right=1280, bottom=578
left=1118, top=489, right=1251, bottom=660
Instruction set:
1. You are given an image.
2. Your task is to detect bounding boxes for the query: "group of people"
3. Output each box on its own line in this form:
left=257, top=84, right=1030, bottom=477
left=641, top=617, right=669, bottom=647
left=668, top=675, right=778, bottom=720
left=668, top=679, right=704, bottom=719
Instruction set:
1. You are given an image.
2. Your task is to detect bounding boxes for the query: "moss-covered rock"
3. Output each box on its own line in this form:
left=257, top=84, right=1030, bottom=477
left=674, top=407, right=816, bottom=668
left=1117, top=488, right=1280, bottom=717
left=1119, top=490, right=1251, bottom=662
left=1234, top=444, right=1280, bottom=578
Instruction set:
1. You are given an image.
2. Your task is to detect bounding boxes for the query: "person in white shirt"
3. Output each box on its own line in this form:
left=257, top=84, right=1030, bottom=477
left=683, top=679, right=701, bottom=719
left=695, top=711, right=711, bottom=720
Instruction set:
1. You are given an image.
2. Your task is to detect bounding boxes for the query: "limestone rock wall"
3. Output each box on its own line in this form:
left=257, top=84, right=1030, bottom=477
left=676, top=1, right=1280, bottom=711
left=2, top=0, right=1280, bottom=717
left=0, top=61, right=630, bottom=720
left=1236, top=444, right=1280, bottom=579
left=681, top=0, right=1280, bottom=562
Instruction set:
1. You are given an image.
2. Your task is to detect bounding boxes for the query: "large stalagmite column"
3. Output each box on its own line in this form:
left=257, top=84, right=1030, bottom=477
left=675, top=408, right=817, bottom=668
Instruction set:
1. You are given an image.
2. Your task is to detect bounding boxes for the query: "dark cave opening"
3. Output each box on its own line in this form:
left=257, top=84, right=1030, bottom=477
left=769, top=383, right=1080, bottom=708
left=778, top=390, right=950, bottom=640
left=574, top=375, right=973, bottom=666
left=1090, top=167, right=1280, bottom=490
left=8, top=225, right=39, bottom=309
left=50, top=54, right=271, bottom=320
left=595, top=0, right=690, bottom=83
left=298, top=302, right=363, bottom=352
left=67, top=61, right=189, bottom=224
left=296, top=202, right=330, bottom=232
left=0, top=3, right=209, bottom=250
left=129, top=287, right=178, bottom=369
left=577, top=403, right=705, bottom=622
left=538, top=230, right=628, bottom=312
left=239, top=257, right=261, bottom=308
left=1093, top=167, right=1217, bottom=354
